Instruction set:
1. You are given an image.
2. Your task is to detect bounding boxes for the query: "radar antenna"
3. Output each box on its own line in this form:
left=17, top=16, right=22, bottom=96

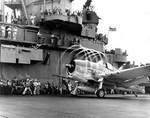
left=83, top=0, right=92, bottom=9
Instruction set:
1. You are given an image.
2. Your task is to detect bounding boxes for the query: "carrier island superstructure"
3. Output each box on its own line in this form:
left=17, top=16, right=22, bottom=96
left=0, top=0, right=127, bottom=87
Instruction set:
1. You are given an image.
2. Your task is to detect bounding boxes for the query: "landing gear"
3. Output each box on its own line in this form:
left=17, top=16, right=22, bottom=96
left=96, top=89, right=105, bottom=98
left=70, top=82, right=79, bottom=96
left=133, top=92, right=138, bottom=97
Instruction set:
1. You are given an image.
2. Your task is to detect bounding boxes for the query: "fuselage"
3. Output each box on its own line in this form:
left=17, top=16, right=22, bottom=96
left=66, top=59, right=113, bottom=93
left=66, top=59, right=145, bottom=95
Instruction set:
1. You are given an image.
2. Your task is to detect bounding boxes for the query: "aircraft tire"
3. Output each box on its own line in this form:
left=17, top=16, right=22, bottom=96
left=96, top=89, right=105, bottom=98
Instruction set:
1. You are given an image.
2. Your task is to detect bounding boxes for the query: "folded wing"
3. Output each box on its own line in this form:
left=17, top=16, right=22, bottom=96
left=105, top=65, right=150, bottom=87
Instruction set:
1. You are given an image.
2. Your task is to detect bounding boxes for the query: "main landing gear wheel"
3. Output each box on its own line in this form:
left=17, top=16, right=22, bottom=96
left=96, top=89, right=105, bottom=98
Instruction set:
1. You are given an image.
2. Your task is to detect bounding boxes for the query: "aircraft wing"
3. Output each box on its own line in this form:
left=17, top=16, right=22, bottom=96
left=53, top=74, right=68, bottom=78
left=52, top=74, right=88, bottom=82
left=104, top=65, right=150, bottom=86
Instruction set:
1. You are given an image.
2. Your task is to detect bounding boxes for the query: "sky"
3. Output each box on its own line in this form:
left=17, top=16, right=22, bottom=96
left=72, top=0, right=150, bottom=64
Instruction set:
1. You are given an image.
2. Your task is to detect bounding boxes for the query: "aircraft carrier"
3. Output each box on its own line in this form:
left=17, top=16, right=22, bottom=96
left=0, top=0, right=128, bottom=89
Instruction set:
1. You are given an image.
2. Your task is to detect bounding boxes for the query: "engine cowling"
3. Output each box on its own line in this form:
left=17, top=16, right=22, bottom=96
left=66, top=60, right=76, bottom=73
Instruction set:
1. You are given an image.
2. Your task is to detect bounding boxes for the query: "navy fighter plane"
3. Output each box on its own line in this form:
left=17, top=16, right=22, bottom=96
left=54, top=47, right=150, bottom=98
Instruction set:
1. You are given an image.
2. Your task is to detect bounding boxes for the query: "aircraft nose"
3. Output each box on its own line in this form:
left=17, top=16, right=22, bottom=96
left=66, top=60, right=76, bottom=73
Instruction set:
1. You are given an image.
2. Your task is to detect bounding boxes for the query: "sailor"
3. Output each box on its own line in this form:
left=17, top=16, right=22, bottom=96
left=68, top=80, right=72, bottom=92
left=36, top=80, right=41, bottom=95
left=30, top=14, right=36, bottom=25
left=33, top=79, right=38, bottom=95
left=0, top=24, right=5, bottom=38
left=5, top=12, right=8, bottom=23
left=7, top=26, right=12, bottom=39
left=37, top=31, right=42, bottom=43
left=44, top=81, right=51, bottom=95
left=0, top=25, right=2, bottom=37
left=12, top=26, right=17, bottom=40
left=22, top=77, right=33, bottom=95
left=11, top=79, right=17, bottom=95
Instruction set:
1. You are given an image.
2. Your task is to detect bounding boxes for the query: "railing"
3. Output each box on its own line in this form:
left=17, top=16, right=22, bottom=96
left=0, top=22, right=80, bottom=47
left=0, top=22, right=18, bottom=40
left=0, top=22, right=39, bottom=44
left=41, top=8, right=82, bottom=24
left=95, top=34, right=108, bottom=45
left=114, top=55, right=127, bottom=63
left=5, top=0, right=21, bottom=4
left=44, top=14, right=82, bottom=24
